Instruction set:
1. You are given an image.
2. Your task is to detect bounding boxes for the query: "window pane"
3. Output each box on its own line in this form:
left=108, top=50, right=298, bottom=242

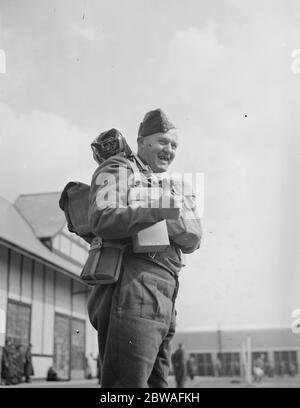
left=6, top=301, right=31, bottom=346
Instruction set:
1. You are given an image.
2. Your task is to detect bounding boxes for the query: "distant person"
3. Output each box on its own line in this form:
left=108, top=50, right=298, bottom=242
left=24, top=344, right=34, bottom=383
left=1, top=340, right=14, bottom=385
left=278, top=360, right=285, bottom=376
left=186, top=355, right=197, bottom=380
left=268, top=363, right=274, bottom=377
left=96, top=354, right=102, bottom=385
left=46, top=366, right=60, bottom=381
left=253, top=354, right=265, bottom=383
left=231, top=358, right=240, bottom=376
left=15, top=344, right=25, bottom=383
left=214, top=357, right=222, bottom=377
left=84, top=355, right=92, bottom=379
left=263, top=359, right=270, bottom=376
left=288, top=362, right=297, bottom=377
left=264, top=359, right=274, bottom=377
left=9, top=342, right=19, bottom=384
left=171, top=343, right=186, bottom=388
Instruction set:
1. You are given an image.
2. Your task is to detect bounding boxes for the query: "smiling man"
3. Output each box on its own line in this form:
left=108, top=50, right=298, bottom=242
left=87, top=109, right=202, bottom=388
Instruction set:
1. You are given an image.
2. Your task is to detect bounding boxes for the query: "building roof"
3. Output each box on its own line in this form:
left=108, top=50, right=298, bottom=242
left=0, top=196, right=82, bottom=279
left=14, top=192, right=65, bottom=238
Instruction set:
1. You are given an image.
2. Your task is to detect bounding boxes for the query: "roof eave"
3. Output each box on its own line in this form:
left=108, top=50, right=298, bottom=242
left=0, top=237, right=87, bottom=285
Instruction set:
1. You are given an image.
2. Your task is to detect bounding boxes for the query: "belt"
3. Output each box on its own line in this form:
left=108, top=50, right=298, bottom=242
left=124, top=246, right=180, bottom=278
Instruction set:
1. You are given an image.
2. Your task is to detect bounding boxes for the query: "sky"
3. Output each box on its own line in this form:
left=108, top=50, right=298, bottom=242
left=0, top=0, right=299, bottom=331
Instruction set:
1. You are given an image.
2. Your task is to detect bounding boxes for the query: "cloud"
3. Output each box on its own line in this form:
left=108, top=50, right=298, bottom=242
left=67, top=21, right=115, bottom=59
left=69, top=22, right=102, bottom=43
left=0, top=103, right=96, bottom=202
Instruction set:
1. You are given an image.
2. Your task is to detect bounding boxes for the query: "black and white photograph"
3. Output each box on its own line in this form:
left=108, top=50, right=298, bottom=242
left=0, top=0, right=299, bottom=394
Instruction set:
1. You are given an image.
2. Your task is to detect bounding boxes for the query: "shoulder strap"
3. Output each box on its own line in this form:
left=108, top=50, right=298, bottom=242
left=127, top=154, right=152, bottom=187
left=127, top=155, right=142, bottom=187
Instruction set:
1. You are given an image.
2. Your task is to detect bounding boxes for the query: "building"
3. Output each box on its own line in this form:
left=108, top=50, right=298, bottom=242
left=173, top=327, right=300, bottom=377
left=0, top=193, right=98, bottom=381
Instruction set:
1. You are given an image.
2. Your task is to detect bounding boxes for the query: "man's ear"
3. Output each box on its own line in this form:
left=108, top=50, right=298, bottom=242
left=137, top=136, right=144, bottom=146
left=137, top=136, right=145, bottom=152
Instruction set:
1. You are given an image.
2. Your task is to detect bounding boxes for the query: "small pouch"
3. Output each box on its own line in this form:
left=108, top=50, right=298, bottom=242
left=81, top=237, right=126, bottom=285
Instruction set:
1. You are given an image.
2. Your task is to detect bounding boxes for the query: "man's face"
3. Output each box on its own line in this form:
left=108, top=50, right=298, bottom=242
left=138, top=129, right=178, bottom=172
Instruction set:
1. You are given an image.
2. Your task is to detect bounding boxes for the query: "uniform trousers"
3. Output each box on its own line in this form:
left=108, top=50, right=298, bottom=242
left=88, top=254, right=178, bottom=388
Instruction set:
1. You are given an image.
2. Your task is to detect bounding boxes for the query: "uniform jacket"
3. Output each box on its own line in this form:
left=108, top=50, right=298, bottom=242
left=88, top=155, right=202, bottom=276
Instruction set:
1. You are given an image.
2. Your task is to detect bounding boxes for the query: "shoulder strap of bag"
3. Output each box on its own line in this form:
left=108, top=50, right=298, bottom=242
left=90, top=236, right=127, bottom=251
left=127, top=154, right=152, bottom=187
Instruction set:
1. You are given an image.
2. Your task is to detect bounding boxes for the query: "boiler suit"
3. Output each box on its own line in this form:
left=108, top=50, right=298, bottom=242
left=87, top=155, right=202, bottom=388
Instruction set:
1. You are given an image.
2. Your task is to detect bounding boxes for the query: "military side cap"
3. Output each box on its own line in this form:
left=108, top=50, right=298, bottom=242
left=138, top=108, right=175, bottom=137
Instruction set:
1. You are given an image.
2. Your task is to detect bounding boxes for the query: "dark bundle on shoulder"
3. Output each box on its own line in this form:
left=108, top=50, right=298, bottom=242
left=59, top=128, right=132, bottom=244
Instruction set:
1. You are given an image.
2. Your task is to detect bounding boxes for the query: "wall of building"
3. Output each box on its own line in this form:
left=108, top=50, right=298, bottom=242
left=0, top=243, right=98, bottom=380
left=0, top=245, right=8, bottom=347
left=52, top=225, right=89, bottom=266
left=173, top=329, right=300, bottom=377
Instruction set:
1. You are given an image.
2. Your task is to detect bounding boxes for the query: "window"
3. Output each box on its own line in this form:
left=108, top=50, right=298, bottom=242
left=71, top=318, right=85, bottom=379
left=274, top=351, right=298, bottom=376
left=54, top=313, right=71, bottom=380
left=6, top=300, right=31, bottom=346
left=53, top=314, right=86, bottom=380
left=195, top=353, right=213, bottom=376
left=60, top=235, right=71, bottom=256
left=70, top=243, right=88, bottom=265
left=217, top=352, right=240, bottom=376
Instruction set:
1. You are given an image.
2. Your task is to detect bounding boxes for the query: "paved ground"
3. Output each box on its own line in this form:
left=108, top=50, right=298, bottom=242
left=169, top=376, right=300, bottom=388
left=1, top=376, right=300, bottom=388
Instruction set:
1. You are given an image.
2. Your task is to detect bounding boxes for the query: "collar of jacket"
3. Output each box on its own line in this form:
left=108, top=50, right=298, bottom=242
left=130, top=153, right=152, bottom=175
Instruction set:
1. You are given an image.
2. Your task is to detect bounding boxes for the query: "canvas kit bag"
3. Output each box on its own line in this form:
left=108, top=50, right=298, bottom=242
left=59, top=181, right=95, bottom=244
